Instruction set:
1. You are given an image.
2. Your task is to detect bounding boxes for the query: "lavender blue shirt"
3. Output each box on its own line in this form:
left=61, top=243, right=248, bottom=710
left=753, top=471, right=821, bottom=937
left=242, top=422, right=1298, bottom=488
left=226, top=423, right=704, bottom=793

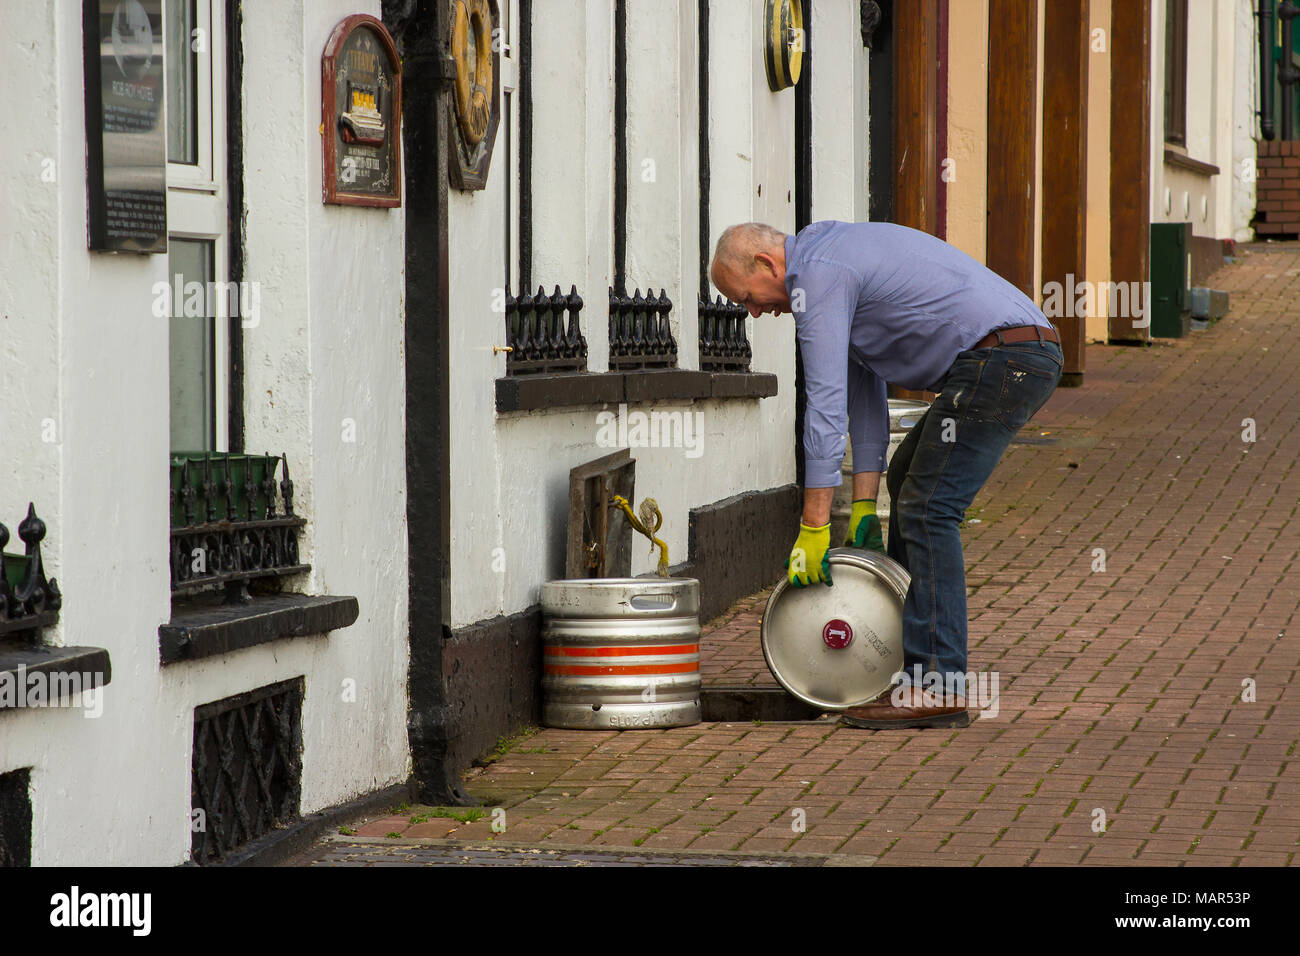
left=784, top=221, right=1053, bottom=489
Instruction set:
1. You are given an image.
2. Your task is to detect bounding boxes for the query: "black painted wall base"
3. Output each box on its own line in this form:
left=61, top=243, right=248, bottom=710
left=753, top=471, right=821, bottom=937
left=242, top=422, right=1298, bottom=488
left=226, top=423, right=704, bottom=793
left=0, top=767, right=31, bottom=866
left=441, top=605, right=543, bottom=780
left=426, top=483, right=803, bottom=794
left=687, top=484, right=799, bottom=624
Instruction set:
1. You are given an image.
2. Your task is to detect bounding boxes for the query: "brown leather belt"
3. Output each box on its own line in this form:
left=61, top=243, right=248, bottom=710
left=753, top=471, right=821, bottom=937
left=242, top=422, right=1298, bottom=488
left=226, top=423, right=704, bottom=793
left=972, top=323, right=1060, bottom=350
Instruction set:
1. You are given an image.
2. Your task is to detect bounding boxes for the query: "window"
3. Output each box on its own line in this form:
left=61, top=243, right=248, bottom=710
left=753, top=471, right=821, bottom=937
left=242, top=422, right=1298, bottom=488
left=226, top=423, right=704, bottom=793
left=168, top=238, right=217, bottom=450
left=165, top=0, right=228, bottom=451
left=1164, top=0, right=1187, bottom=147
left=166, top=0, right=219, bottom=183
left=160, top=1, right=316, bottom=609
left=166, top=0, right=199, bottom=165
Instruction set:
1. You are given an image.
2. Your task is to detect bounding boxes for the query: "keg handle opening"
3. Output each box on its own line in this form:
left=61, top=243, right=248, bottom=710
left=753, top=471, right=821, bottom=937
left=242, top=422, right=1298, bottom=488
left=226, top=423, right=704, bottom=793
left=629, top=592, right=676, bottom=611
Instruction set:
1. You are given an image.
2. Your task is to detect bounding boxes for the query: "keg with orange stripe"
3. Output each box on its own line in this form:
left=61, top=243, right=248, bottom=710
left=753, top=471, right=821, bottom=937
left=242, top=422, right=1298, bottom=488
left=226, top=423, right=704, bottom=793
left=540, top=577, right=701, bottom=729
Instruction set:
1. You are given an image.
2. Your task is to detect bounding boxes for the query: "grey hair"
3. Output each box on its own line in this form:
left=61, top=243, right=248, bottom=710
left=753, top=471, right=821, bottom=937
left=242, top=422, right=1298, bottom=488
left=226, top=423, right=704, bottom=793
left=709, top=222, right=789, bottom=288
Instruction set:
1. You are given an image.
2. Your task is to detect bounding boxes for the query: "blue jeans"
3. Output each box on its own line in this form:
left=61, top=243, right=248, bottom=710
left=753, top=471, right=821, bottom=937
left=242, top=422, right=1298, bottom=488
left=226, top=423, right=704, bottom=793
left=885, top=338, right=1063, bottom=681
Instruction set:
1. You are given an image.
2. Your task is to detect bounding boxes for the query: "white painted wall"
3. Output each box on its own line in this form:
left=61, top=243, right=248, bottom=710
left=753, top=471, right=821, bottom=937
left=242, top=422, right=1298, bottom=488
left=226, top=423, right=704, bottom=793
left=625, top=0, right=686, bottom=350
left=0, top=0, right=409, bottom=865
left=246, top=0, right=410, bottom=818
left=1150, top=0, right=1235, bottom=240
left=532, top=1, right=596, bottom=314
left=810, top=0, right=869, bottom=225
left=749, top=0, right=797, bottom=232
left=448, top=0, right=799, bottom=628
left=0, top=0, right=62, bottom=575
left=744, top=0, right=797, bottom=491
left=1232, top=0, right=1258, bottom=240
left=1209, top=0, right=1239, bottom=241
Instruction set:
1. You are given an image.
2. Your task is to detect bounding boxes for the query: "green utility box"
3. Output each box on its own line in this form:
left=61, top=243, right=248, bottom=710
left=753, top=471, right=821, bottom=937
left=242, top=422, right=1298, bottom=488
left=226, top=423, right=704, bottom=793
left=1150, top=221, right=1191, bottom=338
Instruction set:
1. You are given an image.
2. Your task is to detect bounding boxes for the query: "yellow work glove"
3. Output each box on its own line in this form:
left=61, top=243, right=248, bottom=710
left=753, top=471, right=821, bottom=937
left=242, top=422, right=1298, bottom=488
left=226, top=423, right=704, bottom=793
left=844, top=498, right=885, bottom=553
left=785, top=522, right=833, bottom=588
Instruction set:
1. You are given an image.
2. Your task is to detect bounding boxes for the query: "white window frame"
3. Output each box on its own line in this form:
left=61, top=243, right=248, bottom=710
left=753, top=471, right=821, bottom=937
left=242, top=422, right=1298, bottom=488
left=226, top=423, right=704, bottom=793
left=165, top=0, right=229, bottom=451
left=166, top=0, right=224, bottom=191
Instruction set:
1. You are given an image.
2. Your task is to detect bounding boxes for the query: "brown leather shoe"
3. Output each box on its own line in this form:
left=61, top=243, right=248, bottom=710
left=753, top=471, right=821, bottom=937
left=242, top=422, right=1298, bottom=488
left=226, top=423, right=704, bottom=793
left=841, top=686, right=972, bottom=730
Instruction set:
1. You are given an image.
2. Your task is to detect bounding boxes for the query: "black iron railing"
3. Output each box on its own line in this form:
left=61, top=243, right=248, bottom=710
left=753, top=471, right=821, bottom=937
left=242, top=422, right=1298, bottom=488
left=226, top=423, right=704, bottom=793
left=505, top=285, right=587, bottom=375
left=169, top=452, right=308, bottom=599
left=608, top=287, right=677, bottom=369
left=0, top=504, right=62, bottom=638
left=698, top=293, right=753, bottom=371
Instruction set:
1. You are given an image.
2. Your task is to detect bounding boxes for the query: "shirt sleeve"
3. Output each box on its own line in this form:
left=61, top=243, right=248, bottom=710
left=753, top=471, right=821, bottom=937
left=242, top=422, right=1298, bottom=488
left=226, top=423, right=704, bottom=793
left=790, top=259, right=859, bottom=489
left=846, top=358, right=889, bottom=474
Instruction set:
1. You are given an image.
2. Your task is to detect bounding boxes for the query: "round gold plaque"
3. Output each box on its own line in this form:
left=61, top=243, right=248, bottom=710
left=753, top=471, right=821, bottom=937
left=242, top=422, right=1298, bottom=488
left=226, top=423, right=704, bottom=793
left=452, top=0, right=494, bottom=147
left=764, top=0, right=804, bottom=92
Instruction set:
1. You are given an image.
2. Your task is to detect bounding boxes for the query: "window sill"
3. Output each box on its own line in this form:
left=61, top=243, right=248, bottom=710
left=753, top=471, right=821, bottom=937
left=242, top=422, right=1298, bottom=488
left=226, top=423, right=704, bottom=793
left=159, top=593, right=359, bottom=665
left=0, top=639, right=112, bottom=711
left=1163, top=147, right=1219, bottom=177
left=495, top=369, right=778, bottom=413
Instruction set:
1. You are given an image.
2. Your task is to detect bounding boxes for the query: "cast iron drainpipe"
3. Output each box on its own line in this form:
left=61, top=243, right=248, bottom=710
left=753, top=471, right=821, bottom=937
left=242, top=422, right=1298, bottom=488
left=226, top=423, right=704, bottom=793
left=1279, top=1, right=1300, bottom=140
left=1261, top=0, right=1276, bottom=140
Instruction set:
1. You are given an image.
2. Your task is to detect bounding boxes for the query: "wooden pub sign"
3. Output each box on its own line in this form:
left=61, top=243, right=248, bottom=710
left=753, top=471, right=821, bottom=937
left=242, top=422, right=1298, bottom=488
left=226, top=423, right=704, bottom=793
left=322, top=14, right=402, bottom=207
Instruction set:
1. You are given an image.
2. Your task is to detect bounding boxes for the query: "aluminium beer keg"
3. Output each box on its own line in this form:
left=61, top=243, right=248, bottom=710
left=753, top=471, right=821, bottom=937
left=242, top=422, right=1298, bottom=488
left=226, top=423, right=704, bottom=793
left=760, top=548, right=910, bottom=710
left=541, top=577, right=701, bottom=729
left=880, top=399, right=931, bottom=521
left=832, top=399, right=931, bottom=543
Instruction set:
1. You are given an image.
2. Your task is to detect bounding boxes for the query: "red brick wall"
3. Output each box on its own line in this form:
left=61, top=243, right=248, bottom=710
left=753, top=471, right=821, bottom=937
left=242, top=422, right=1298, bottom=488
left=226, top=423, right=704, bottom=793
left=1254, top=140, right=1300, bottom=238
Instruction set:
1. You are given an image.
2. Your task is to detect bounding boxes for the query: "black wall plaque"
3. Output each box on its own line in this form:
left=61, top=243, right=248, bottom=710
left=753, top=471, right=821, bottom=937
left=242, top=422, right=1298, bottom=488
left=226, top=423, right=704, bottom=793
left=84, top=0, right=167, bottom=253
left=322, top=15, right=402, bottom=207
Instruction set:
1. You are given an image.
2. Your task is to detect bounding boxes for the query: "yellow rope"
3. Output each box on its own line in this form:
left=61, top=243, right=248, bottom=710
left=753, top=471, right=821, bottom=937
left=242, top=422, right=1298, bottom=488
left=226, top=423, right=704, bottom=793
left=610, top=494, right=669, bottom=577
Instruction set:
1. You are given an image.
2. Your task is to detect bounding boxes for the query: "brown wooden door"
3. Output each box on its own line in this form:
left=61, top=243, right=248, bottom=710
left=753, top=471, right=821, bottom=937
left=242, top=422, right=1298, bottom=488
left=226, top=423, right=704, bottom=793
left=888, top=0, right=943, bottom=402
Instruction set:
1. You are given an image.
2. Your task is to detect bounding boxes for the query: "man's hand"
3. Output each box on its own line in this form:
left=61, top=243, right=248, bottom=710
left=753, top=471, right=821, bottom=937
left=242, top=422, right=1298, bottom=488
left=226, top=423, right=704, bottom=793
left=845, top=498, right=885, bottom=552
left=785, top=522, right=833, bottom=587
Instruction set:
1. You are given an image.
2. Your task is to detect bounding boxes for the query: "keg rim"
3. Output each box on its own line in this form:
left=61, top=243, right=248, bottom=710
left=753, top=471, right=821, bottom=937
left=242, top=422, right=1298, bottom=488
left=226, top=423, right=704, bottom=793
left=543, top=577, right=700, bottom=587
left=760, top=548, right=911, bottom=710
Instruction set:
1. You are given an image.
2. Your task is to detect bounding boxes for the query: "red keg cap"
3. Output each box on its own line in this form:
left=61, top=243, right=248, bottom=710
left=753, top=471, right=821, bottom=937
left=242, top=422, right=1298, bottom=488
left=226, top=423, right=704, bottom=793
left=822, top=618, right=853, bottom=649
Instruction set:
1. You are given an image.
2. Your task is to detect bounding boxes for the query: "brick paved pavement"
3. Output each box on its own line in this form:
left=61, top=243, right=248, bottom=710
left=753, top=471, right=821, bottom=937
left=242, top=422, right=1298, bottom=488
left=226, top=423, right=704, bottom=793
left=699, top=586, right=775, bottom=686
left=301, top=836, right=871, bottom=866
left=313, top=246, right=1300, bottom=866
